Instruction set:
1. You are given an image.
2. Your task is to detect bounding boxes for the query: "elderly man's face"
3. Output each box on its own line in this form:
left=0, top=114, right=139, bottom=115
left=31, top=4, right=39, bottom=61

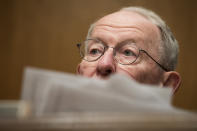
left=77, top=11, right=164, bottom=85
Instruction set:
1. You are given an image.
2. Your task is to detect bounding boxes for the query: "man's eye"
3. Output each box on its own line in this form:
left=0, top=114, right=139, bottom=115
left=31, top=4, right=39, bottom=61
left=89, top=49, right=102, bottom=55
left=123, top=49, right=136, bottom=56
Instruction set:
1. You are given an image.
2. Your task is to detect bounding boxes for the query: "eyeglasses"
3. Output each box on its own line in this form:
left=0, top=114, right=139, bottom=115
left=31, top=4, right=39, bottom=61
left=77, top=38, right=169, bottom=72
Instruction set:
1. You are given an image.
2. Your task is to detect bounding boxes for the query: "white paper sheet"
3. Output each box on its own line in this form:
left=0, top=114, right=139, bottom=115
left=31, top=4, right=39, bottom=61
left=21, top=67, right=191, bottom=117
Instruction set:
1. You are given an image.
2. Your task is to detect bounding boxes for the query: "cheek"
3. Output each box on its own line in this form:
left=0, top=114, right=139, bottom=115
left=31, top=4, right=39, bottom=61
left=79, top=61, right=97, bottom=77
left=116, top=63, right=158, bottom=84
left=116, top=64, right=140, bottom=81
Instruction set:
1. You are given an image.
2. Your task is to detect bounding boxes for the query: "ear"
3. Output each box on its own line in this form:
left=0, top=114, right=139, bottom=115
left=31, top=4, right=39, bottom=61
left=76, top=64, right=82, bottom=75
left=163, top=71, right=181, bottom=94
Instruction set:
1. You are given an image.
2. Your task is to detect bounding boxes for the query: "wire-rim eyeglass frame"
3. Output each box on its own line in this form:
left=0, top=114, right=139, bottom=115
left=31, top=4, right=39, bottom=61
left=76, top=39, right=170, bottom=72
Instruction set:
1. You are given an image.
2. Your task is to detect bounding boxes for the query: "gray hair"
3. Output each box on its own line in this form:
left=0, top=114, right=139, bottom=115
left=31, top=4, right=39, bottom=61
left=87, top=6, right=179, bottom=71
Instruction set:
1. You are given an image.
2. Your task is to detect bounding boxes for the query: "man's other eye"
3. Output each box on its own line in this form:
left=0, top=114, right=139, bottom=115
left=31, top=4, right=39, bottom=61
left=123, top=49, right=136, bottom=56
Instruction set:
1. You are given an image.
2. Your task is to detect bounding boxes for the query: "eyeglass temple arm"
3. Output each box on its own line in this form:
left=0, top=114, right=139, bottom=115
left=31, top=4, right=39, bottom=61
left=140, top=50, right=169, bottom=72
left=76, top=43, right=85, bottom=58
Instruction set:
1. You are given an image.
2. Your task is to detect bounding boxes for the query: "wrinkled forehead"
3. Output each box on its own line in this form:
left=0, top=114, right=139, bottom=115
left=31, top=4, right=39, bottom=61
left=95, top=11, right=157, bottom=30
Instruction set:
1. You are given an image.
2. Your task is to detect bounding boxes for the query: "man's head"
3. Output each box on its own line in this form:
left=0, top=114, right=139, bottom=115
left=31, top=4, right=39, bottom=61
left=77, top=7, right=181, bottom=92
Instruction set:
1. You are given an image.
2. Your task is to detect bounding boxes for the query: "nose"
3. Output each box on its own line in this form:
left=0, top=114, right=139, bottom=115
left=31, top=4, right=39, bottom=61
left=96, top=48, right=116, bottom=78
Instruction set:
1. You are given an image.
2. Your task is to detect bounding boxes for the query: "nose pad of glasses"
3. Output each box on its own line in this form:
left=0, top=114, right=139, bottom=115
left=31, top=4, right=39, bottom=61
left=113, top=48, right=116, bottom=56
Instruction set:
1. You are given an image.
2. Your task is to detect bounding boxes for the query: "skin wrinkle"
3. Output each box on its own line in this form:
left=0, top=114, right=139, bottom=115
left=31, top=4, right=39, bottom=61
left=93, top=24, right=145, bottom=39
left=95, top=24, right=145, bottom=32
left=92, top=27, right=146, bottom=50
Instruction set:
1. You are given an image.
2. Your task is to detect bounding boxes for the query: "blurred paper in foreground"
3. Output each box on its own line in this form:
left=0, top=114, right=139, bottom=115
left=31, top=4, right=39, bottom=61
left=21, top=67, right=190, bottom=117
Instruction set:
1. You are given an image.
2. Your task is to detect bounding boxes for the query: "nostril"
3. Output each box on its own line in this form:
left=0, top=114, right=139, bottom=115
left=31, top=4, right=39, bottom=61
left=97, top=67, right=114, bottom=77
left=105, top=69, right=112, bottom=74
